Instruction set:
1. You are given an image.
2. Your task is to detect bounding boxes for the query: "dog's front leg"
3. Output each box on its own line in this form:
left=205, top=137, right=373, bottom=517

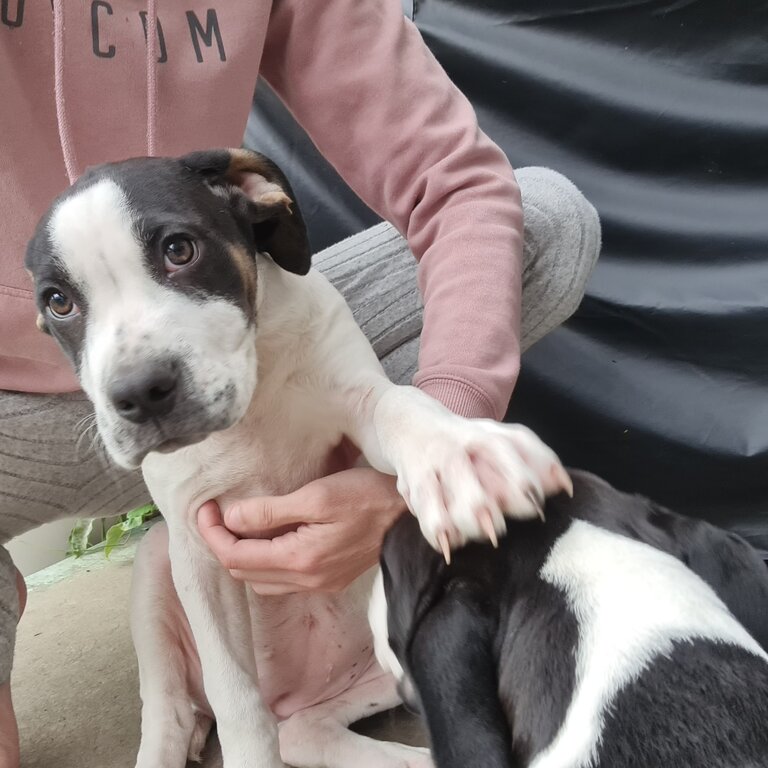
left=345, top=380, right=572, bottom=556
left=165, top=517, right=285, bottom=768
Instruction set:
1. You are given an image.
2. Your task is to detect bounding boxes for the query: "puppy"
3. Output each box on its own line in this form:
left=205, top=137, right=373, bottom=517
left=24, top=148, right=572, bottom=768
left=371, top=469, right=768, bottom=768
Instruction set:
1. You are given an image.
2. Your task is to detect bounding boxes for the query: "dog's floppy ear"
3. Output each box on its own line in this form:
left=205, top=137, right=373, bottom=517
left=181, top=148, right=311, bottom=276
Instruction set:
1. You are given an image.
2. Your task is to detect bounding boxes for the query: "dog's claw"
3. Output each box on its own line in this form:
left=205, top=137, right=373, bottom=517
left=526, top=489, right=546, bottom=522
left=477, top=509, right=499, bottom=548
left=437, top=531, right=452, bottom=565
left=554, top=465, right=574, bottom=498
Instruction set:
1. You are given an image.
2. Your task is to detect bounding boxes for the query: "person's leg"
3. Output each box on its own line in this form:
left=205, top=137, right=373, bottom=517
left=515, top=167, right=601, bottom=353
left=0, top=550, right=22, bottom=768
left=0, top=391, right=150, bottom=544
left=314, top=167, right=601, bottom=384
left=0, top=389, right=151, bottom=766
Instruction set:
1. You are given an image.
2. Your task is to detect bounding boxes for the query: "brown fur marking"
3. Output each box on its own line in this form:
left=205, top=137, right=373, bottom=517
left=229, top=243, right=258, bottom=313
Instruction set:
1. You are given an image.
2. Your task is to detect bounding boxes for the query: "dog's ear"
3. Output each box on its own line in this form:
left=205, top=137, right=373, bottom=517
left=181, top=148, right=311, bottom=276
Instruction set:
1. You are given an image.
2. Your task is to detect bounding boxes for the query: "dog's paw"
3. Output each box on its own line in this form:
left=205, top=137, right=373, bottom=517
left=395, top=419, right=571, bottom=558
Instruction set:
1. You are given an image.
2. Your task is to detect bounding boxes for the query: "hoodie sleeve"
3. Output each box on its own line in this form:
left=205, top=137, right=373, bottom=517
left=259, top=0, right=523, bottom=420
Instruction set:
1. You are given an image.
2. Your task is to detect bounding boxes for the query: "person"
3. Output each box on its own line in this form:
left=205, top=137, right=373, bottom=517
left=0, top=1, right=600, bottom=764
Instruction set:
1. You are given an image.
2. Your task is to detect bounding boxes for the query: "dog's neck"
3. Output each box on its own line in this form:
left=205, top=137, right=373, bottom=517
left=141, top=260, right=348, bottom=522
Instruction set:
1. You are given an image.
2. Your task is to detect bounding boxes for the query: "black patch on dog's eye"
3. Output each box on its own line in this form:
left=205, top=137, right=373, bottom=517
left=181, top=149, right=311, bottom=276
left=148, top=226, right=253, bottom=315
left=93, top=161, right=259, bottom=317
left=25, top=226, right=89, bottom=370
left=35, top=281, right=87, bottom=370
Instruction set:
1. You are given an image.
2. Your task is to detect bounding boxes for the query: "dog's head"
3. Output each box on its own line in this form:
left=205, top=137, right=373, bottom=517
left=25, top=148, right=310, bottom=469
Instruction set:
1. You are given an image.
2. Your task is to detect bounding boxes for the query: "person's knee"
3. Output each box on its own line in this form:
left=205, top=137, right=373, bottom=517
left=516, top=167, right=601, bottom=349
left=0, top=548, right=20, bottom=690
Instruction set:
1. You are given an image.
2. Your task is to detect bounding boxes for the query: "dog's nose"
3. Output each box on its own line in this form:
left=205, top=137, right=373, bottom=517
left=109, top=362, right=179, bottom=423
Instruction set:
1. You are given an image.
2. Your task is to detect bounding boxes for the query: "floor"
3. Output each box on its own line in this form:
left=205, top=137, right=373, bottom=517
left=13, top=531, right=427, bottom=767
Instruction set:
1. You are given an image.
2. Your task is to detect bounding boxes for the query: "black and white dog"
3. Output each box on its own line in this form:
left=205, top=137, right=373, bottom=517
left=371, top=470, right=768, bottom=768
left=25, top=148, right=571, bottom=768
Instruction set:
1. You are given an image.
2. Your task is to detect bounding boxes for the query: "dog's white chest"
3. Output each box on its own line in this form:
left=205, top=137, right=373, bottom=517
left=144, top=381, right=346, bottom=512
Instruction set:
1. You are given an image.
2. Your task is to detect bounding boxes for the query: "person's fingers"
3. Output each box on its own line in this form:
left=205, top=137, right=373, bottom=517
left=221, top=490, right=312, bottom=537
left=198, top=469, right=404, bottom=594
left=246, top=581, right=309, bottom=596
left=229, top=569, right=305, bottom=584
left=198, top=500, right=239, bottom=552
left=198, top=502, right=301, bottom=571
left=226, top=530, right=326, bottom=587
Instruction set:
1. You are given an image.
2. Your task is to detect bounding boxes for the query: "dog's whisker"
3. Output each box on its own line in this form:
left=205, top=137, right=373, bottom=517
left=75, top=423, right=97, bottom=453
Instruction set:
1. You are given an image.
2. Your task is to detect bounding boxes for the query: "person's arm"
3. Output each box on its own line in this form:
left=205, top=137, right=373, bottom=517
left=200, top=2, right=525, bottom=590
left=259, top=0, right=523, bottom=420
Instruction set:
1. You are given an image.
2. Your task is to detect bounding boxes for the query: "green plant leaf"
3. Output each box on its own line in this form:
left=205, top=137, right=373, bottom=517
left=66, top=518, right=94, bottom=559
left=121, top=515, right=147, bottom=533
left=68, top=504, right=160, bottom=559
left=103, top=521, right=130, bottom=558
left=125, top=504, right=158, bottom=524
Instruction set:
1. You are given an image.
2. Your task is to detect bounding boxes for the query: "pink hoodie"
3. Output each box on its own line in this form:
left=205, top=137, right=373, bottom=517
left=0, top=0, right=523, bottom=420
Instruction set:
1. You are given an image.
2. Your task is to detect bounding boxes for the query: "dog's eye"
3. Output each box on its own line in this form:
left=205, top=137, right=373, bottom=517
left=45, top=290, right=78, bottom=318
left=163, top=236, right=197, bottom=272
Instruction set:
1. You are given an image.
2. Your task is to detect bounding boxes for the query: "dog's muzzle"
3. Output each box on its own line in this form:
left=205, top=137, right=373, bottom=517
left=100, top=356, right=242, bottom=466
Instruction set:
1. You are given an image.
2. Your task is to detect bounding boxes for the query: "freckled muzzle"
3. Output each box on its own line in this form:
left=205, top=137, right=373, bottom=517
left=82, top=285, right=260, bottom=469
left=100, top=357, right=241, bottom=468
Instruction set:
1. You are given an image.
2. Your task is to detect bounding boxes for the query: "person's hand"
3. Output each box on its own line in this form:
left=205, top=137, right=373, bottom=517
left=198, top=468, right=408, bottom=594
left=0, top=568, right=26, bottom=768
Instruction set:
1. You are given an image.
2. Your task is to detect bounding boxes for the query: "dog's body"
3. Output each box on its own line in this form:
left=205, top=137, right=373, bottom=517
left=373, top=470, right=768, bottom=768
left=25, top=149, right=570, bottom=768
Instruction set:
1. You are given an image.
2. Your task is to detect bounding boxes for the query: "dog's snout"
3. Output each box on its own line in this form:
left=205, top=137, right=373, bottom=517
left=110, top=362, right=179, bottom=423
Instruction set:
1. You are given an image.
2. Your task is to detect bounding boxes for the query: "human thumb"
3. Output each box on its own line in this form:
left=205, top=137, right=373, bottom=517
left=220, top=493, right=305, bottom=538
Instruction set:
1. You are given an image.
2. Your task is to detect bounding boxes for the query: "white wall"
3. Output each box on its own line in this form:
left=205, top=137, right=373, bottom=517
left=8, top=518, right=79, bottom=577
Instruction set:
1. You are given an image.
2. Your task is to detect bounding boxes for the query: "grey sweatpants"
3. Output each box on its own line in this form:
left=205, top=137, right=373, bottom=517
left=0, top=167, right=600, bottom=683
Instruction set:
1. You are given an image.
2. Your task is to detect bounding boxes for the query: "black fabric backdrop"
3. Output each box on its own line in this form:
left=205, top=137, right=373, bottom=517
left=245, top=0, right=768, bottom=556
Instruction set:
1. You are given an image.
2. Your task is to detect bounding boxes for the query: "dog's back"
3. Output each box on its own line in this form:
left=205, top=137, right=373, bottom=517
left=379, top=470, right=768, bottom=768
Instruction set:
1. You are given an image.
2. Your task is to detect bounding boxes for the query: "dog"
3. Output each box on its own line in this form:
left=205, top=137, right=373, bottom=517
left=370, top=469, right=768, bottom=768
left=24, top=148, right=574, bottom=768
